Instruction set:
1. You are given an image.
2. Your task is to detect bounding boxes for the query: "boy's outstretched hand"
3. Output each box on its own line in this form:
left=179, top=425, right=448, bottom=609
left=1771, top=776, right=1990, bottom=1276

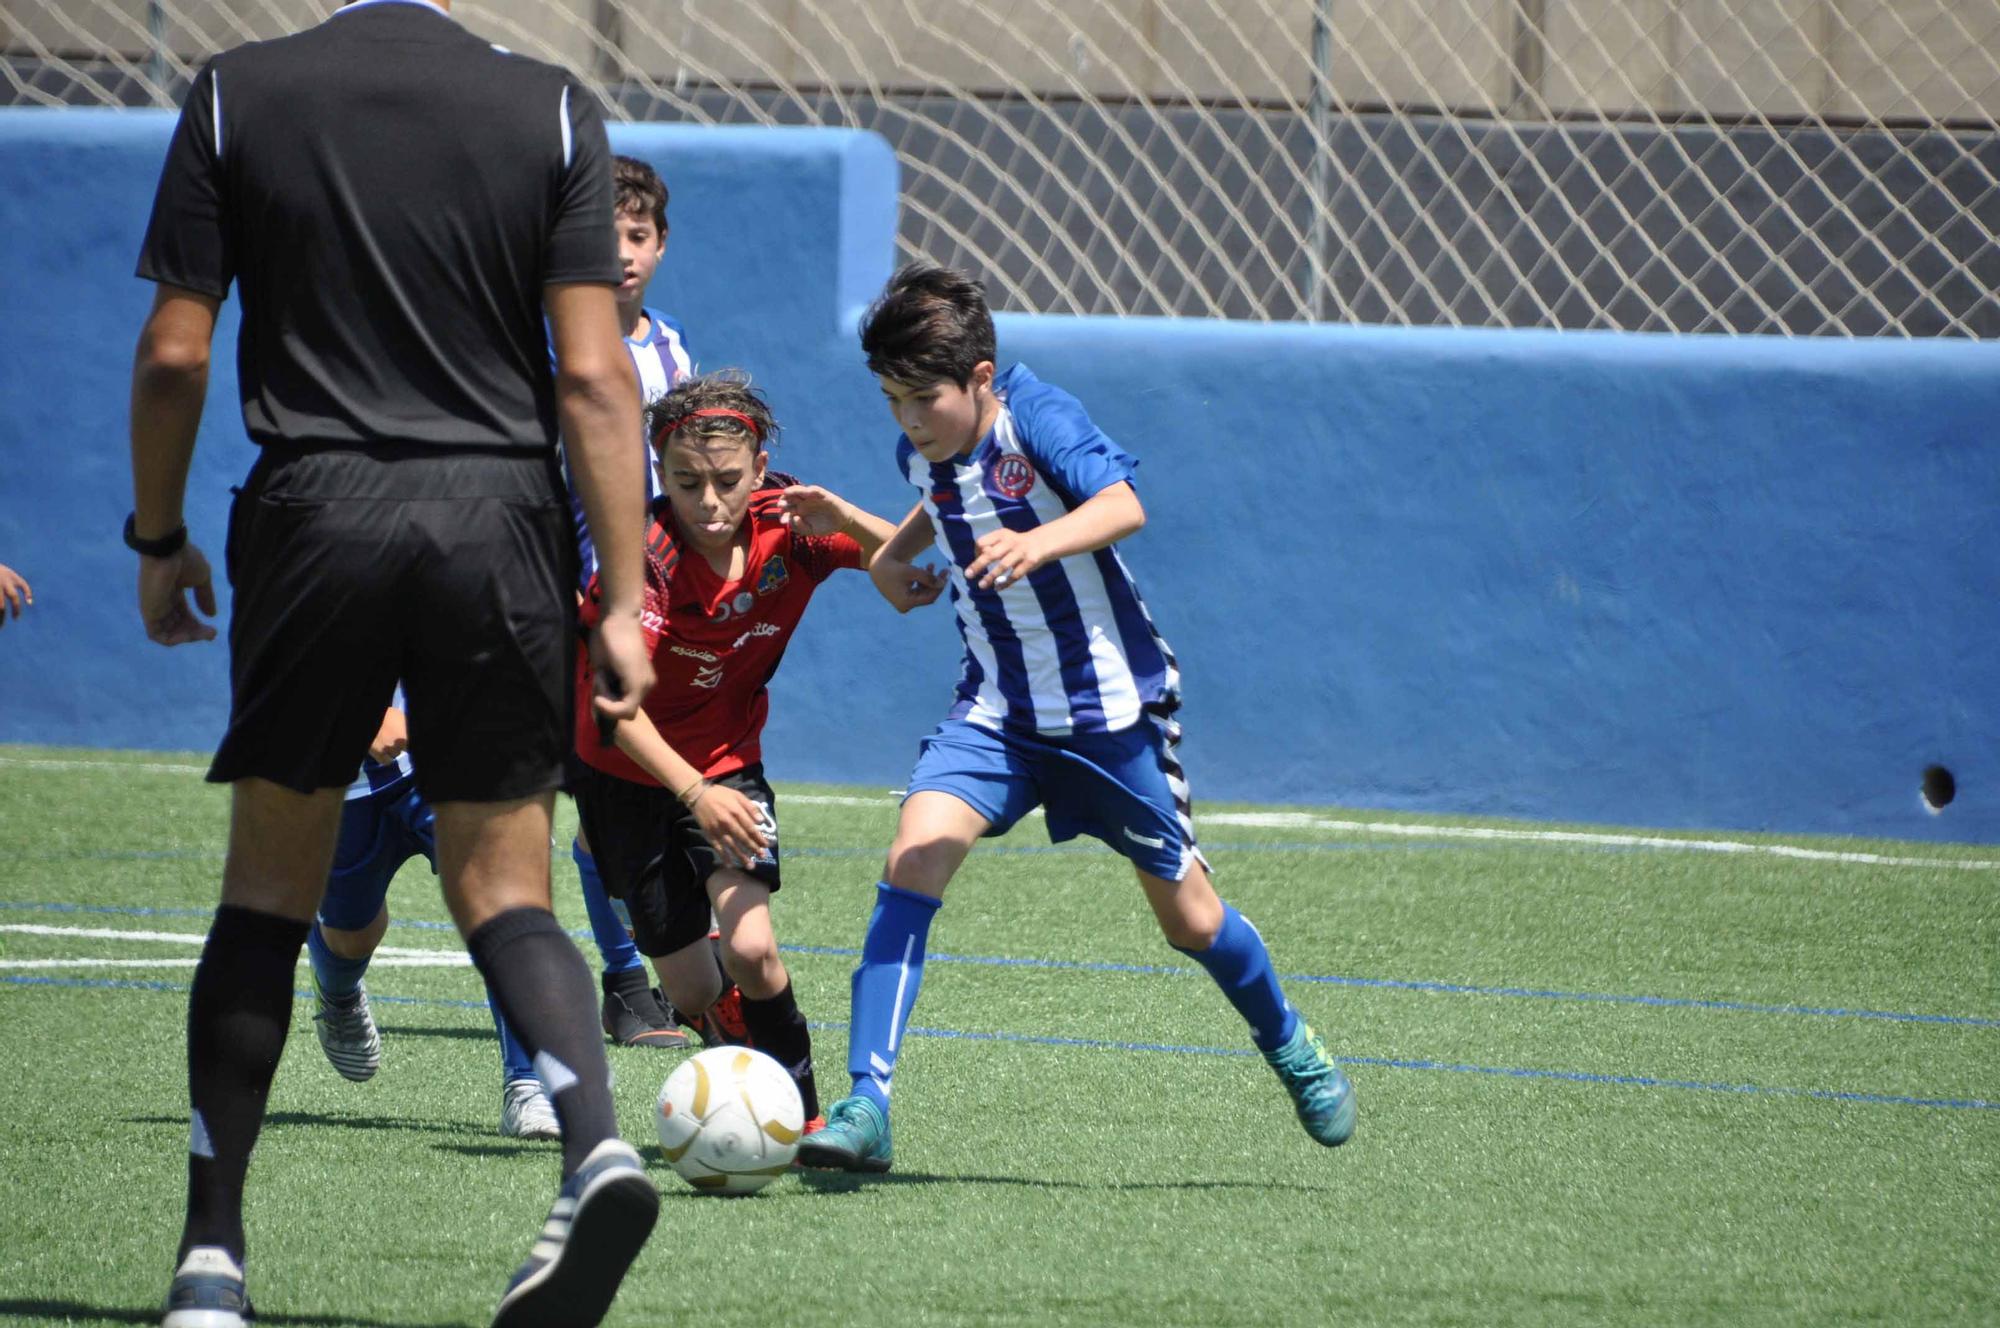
left=0, top=563, right=30, bottom=628
left=774, top=484, right=854, bottom=537
left=869, top=554, right=946, bottom=613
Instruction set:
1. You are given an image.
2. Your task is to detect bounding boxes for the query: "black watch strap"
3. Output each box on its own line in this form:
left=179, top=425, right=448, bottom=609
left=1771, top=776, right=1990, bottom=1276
left=124, top=512, right=189, bottom=559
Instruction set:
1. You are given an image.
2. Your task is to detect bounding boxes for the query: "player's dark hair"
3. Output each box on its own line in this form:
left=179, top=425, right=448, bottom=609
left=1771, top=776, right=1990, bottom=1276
left=648, top=371, right=780, bottom=453
left=613, top=154, right=668, bottom=234
left=860, top=262, right=996, bottom=387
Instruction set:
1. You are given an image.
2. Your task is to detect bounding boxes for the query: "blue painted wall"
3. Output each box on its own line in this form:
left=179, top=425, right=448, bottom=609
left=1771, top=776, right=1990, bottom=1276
left=0, top=110, right=1992, bottom=843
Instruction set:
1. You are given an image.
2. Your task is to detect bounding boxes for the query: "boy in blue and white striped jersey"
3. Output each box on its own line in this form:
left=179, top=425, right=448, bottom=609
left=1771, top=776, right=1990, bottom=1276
left=798, top=264, right=1356, bottom=1174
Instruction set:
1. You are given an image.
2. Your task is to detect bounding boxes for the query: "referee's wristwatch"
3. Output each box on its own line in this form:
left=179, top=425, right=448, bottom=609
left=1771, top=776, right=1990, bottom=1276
left=123, top=512, right=188, bottom=559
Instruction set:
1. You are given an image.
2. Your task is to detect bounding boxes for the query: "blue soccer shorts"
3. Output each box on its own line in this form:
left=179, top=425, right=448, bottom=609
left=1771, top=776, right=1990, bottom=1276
left=317, top=775, right=437, bottom=931
left=904, top=712, right=1209, bottom=881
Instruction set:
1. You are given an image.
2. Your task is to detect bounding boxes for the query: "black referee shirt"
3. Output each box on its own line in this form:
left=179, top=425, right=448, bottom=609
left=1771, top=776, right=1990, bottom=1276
left=136, top=0, right=621, bottom=452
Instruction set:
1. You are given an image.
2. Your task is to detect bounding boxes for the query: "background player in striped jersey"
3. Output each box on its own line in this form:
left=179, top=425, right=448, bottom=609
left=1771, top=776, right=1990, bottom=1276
left=798, top=264, right=1357, bottom=1173
left=571, top=372, right=901, bottom=1129
left=552, top=154, right=700, bottom=1054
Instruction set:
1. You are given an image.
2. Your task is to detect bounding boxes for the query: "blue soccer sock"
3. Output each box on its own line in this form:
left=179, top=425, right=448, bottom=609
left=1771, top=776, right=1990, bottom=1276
left=490, top=1000, right=537, bottom=1085
left=1175, top=903, right=1299, bottom=1054
left=305, top=918, right=371, bottom=1003
left=845, top=882, right=942, bottom=1113
left=574, top=839, right=643, bottom=976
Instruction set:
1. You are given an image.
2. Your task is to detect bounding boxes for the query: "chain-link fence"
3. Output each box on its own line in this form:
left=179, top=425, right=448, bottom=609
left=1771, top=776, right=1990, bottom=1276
left=7, top=0, right=1997, bottom=334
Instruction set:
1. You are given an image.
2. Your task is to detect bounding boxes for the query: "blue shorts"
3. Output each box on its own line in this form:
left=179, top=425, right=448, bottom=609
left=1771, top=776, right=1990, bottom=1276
left=905, top=715, right=1207, bottom=881
left=318, top=775, right=437, bottom=931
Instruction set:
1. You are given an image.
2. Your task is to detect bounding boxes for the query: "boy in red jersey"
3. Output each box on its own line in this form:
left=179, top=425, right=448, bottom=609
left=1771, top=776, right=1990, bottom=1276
left=572, top=372, right=897, bottom=1124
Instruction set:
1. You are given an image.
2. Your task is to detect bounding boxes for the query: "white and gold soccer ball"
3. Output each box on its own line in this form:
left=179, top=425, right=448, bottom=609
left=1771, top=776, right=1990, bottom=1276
left=654, top=1046, right=804, bottom=1195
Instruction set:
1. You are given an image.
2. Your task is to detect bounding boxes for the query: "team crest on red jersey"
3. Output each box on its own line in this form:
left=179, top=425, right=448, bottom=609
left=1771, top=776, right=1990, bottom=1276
left=990, top=454, right=1036, bottom=499
left=755, top=555, right=789, bottom=596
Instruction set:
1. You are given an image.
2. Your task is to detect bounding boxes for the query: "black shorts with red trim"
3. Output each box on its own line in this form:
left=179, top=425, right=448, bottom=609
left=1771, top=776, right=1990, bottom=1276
left=208, top=444, right=576, bottom=803
left=573, top=763, right=782, bottom=958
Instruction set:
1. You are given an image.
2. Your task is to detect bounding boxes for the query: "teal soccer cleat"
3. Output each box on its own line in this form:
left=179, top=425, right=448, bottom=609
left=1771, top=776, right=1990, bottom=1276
left=1265, top=1022, right=1356, bottom=1147
left=794, top=1094, right=892, bottom=1173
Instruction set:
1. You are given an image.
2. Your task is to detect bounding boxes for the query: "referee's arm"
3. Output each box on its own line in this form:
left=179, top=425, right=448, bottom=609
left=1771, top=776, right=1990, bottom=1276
left=547, top=279, right=653, bottom=721
left=130, top=283, right=221, bottom=645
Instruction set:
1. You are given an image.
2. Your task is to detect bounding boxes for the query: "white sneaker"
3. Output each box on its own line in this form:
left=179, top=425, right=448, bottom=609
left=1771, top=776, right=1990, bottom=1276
left=312, top=975, right=381, bottom=1083
left=501, top=1078, right=561, bottom=1140
left=162, top=1246, right=250, bottom=1328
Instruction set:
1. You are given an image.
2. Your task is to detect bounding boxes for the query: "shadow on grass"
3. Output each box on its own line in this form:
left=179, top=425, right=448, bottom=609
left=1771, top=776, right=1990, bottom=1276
left=432, top=1141, right=552, bottom=1159
left=376, top=1023, right=502, bottom=1042
left=124, top=1112, right=487, bottom=1137
left=787, top=1168, right=1338, bottom=1196
left=0, top=1300, right=471, bottom=1328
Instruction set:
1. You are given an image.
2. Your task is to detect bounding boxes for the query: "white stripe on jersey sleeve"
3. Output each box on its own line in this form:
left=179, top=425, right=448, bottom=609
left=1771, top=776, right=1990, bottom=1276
left=559, top=85, right=573, bottom=169
left=211, top=71, right=222, bottom=158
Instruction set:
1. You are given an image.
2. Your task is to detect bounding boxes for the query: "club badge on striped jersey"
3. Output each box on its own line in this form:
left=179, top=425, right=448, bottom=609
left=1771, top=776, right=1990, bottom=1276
left=989, top=454, right=1036, bottom=499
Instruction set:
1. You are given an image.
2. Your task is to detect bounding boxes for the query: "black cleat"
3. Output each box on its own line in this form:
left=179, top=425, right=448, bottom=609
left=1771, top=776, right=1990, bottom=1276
left=600, top=969, right=688, bottom=1049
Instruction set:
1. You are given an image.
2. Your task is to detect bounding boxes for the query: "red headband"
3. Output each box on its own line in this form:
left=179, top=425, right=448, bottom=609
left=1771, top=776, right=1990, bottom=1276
left=655, top=407, right=764, bottom=449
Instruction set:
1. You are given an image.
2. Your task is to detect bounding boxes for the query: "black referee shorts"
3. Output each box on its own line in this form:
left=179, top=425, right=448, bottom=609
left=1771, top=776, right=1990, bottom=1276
left=573, top=764, right=782, bottom=958
left=209, top=445, right=577, bottom=803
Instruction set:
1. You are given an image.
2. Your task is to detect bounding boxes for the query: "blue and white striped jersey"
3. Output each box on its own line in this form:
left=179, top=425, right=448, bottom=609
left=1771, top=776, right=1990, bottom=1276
left=899, top=363, right=1178, bottom=737
left=626, top=309, right=693, bottom=404
left=563, top=307, right=693, bottom=587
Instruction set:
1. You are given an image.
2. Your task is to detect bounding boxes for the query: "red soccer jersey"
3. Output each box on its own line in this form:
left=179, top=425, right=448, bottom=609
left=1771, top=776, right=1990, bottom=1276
left=575, top=487, right=864, bottom=784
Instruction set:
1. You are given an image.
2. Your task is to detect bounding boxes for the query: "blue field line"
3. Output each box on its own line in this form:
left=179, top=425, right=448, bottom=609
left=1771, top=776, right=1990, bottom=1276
left=6, top=839, right=1463, bottom=865
left=7, top=896, right=1997, bottom=1031
left=6, top=972, right=1994, bottom=1113
left=784, top=942, right=2000, bottom=1030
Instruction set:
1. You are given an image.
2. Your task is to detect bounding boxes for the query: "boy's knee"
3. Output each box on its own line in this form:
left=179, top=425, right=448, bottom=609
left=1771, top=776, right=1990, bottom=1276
left=721, top=931, right=778, bottom=980
left=1149, top=872, right=1224, bottom=952
left=1160, top=912, right=1221, bottom=952
left=318, top=920, right=381, bottom=960
left=883, top=838, right=959, bottom=896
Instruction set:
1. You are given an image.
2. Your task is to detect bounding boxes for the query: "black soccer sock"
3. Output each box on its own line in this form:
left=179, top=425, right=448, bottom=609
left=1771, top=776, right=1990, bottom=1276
left=179, top=904, right=311, bottom=1265
left=740, top=982, right=818, bottom=1119
left=467, top=907, right=621, bottom=1175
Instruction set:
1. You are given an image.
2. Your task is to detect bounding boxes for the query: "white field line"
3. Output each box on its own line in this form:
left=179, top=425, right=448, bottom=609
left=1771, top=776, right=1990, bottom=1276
left=1, top=924, right=210, bottom=943
left=3, top=755, right=1992, bottom=872
left=0, top=756, right=211, bottom=776
left=3, top=958, right=206, bottom=969
left=0, top=923, right=471, bottom=969
left=1252, top=817, right=2000, bottom=871
left=1, top=956, right=469, bottom=970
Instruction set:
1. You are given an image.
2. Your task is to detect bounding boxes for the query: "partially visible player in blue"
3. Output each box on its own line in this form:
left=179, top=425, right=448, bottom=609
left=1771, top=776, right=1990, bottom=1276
left=304, top=703, right=418, bottom=1082
left=305, top=700, right=580, bottom=1138
left=797, top=264, right=1356, bottom=1173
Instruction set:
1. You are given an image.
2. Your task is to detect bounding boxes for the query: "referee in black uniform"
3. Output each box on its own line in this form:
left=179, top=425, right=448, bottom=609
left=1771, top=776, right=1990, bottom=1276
left=128, top=2, right=660, bottom=1325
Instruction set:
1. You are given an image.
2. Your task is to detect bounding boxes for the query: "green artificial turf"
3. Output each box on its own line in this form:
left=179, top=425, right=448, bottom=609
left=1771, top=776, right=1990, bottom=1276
left=0, top=745, right=1993, bottom=1326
